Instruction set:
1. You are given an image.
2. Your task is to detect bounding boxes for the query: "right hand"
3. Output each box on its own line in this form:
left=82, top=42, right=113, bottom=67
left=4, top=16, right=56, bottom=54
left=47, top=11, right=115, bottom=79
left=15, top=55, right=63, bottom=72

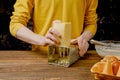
left=40, top=20, right=62, bottom=46
left=45, top=20, right=61, bottom=45
left=44, top=27, right=61, bottom=46
left=15, top=21, right=61, bottom=46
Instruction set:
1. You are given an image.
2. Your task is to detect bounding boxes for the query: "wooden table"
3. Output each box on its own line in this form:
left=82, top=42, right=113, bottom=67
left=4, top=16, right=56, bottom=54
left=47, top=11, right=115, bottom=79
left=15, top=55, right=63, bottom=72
left=0, top=50, right=101, bottom=80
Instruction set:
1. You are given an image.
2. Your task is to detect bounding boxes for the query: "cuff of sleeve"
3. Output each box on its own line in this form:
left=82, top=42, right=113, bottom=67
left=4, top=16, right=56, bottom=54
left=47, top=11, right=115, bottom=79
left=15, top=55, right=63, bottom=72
left=10, top=23, right=25, bottom=37
left=84, top=25, right=97, bottom=36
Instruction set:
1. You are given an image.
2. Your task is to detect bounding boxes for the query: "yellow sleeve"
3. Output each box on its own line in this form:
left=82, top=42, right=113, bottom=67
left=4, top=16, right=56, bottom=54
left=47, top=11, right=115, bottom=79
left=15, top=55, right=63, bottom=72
left=10, top=0, right=34, bottom=37
left=84, top=0, right=98, bottom=36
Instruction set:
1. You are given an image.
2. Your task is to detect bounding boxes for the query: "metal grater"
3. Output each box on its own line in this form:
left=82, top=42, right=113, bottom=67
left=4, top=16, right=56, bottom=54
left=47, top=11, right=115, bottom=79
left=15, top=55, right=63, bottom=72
left=48, top=45, right=80, bottom=67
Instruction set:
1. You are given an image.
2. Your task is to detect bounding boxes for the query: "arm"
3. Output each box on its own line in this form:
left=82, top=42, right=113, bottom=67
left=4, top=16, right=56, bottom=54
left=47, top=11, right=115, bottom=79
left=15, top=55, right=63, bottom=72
left=84, top=0, right=98, bottom=37
left=16, top=26, right=55, bottom=46
left=10, top=0, right=35, bottom=39
left=71, top=0, right=98, bottom=56
left=10, top=0, right=59, bottom=46
left=80, top=0, right=98, bottom=56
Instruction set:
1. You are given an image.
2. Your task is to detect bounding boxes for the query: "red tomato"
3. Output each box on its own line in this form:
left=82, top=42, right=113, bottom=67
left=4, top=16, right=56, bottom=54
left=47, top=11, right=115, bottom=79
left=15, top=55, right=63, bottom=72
left=112, top=61, right=120, bottom=75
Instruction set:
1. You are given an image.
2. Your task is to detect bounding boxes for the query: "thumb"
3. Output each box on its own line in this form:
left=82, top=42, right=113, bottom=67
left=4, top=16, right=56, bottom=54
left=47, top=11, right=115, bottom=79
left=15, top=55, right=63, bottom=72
left=70, top=39, right=78, bottom=45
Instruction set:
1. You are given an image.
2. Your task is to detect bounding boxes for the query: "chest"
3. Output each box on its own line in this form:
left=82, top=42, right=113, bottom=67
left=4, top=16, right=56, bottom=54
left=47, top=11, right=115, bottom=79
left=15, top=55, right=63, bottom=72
left=35, top=0, right=86, bottom=9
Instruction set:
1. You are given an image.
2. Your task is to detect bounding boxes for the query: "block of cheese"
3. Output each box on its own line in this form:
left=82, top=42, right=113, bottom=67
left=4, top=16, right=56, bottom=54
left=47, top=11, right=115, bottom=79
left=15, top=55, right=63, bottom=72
left=52, top=22, right=71, bottom=47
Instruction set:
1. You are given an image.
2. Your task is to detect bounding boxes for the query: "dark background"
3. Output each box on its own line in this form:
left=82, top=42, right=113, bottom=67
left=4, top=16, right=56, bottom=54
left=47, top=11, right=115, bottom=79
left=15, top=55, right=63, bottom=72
left=0, top=0, right=120, bottom=50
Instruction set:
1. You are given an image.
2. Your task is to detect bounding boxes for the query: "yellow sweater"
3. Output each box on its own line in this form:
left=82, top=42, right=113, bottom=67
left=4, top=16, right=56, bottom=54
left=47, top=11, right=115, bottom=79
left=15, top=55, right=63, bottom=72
left=10, top=0, right=98, bottom=51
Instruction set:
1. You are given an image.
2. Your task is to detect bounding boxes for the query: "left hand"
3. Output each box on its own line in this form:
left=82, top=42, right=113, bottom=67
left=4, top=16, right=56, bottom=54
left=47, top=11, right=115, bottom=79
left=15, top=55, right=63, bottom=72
left=70, top=36, right=89, bottom=57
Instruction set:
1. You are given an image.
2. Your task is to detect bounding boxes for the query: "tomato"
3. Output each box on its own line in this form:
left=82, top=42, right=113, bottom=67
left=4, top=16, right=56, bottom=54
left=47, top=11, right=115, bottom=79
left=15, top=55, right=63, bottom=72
left=112, top=61, right=120, bottom=75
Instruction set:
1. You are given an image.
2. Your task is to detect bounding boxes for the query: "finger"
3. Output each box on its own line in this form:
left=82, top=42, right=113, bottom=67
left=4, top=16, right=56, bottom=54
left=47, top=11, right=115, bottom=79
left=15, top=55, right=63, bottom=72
left=79, top=47, right=84, bottom=57
left=79, top=42, right=89, bottom=57
left=45, top=33, right=60, bottom=44
left=43, top=39, right=55, bottom=46
left=78, top=40, right=85, bottom=56
left=79, top=48, right=86, bottom=57
left=49, top=28, right=61, bottom=38
left=52, top=20, right=61, bottom=25
left=78, top=41, right=82, bottom=50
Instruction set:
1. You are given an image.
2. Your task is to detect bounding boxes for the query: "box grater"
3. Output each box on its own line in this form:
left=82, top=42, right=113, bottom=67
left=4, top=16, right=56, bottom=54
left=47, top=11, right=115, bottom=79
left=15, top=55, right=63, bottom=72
left=48, top=45, right=80, bottom=67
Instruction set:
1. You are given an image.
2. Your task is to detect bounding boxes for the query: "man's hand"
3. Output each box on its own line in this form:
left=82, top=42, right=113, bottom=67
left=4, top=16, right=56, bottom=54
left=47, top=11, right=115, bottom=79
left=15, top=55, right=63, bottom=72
left=70, top=31, right=93, bottom=57
left=71, top=37, right=89, bottom=57
left=45, top=27, right=61, bottom=45
left=45, top=20, right=62, bottom=46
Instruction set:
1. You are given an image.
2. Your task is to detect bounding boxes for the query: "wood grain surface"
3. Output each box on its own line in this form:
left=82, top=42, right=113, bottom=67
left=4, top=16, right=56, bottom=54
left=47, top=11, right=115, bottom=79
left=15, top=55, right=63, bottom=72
left=0, top=50, right=101, bottom=80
